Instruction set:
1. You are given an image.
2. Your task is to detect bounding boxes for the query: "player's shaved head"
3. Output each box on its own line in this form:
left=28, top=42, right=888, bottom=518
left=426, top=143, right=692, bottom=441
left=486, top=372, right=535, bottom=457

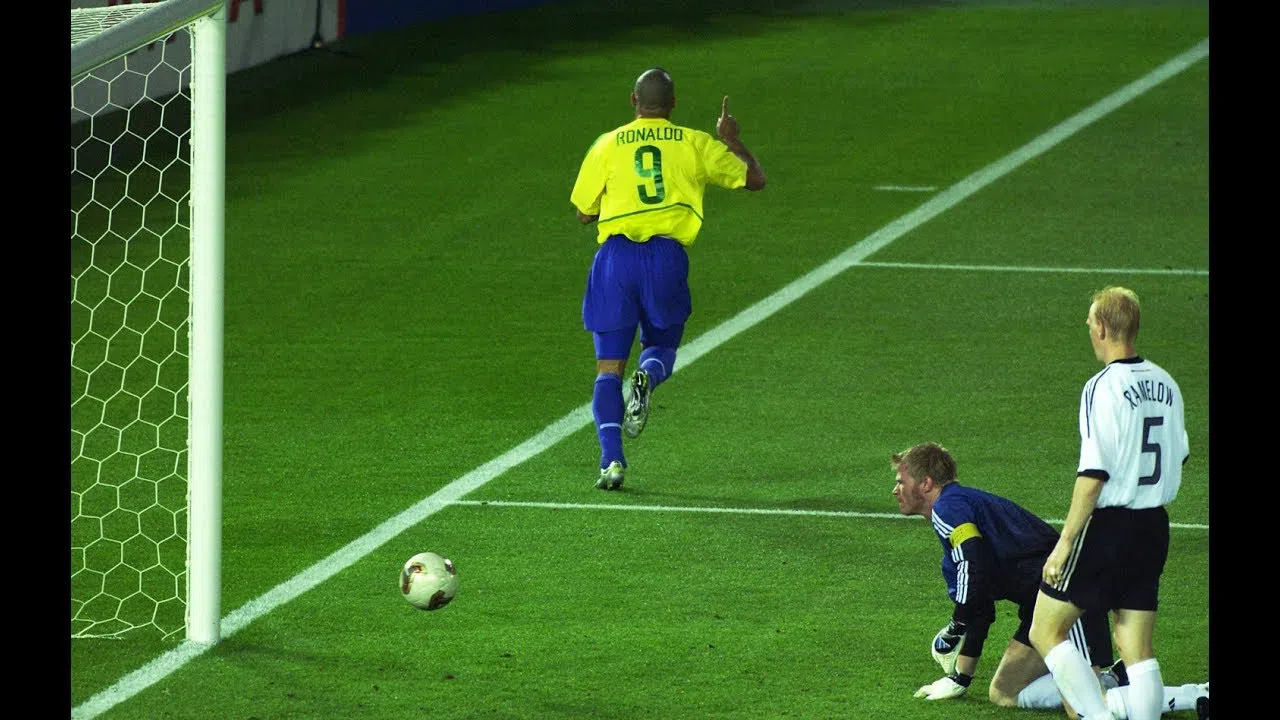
left=633, top=67, right=675, bottom=116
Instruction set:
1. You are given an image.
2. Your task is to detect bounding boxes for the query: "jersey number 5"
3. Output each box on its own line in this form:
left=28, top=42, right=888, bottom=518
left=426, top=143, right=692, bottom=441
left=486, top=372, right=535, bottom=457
left=634, top=145, right=665, bottom=205
left=1138, top=416, right=1163, bottom=486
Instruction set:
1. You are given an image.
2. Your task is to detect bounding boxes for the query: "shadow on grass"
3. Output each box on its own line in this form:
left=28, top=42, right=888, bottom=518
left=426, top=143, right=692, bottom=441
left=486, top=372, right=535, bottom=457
left=223, top=0, right=935, bottom=153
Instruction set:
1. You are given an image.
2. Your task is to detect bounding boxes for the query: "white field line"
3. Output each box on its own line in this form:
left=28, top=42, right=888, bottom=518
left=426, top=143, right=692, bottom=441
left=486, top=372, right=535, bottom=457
left=72, top=38, right=1210, bottom=720
left=859, top=261, right=1208, bottom=276
left=450, top=499, right=1210, bottom=531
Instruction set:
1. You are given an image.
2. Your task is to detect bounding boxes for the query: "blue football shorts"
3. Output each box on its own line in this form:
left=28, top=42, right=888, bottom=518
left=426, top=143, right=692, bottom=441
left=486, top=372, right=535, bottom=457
left=583, top=234, right=691, bottom=355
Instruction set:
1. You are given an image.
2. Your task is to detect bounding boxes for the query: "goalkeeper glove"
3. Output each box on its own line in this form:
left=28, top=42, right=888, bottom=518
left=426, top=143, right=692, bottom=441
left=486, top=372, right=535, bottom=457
left=913, top=674, right=970, bottom=700
left=931, top=620, right=968, bottom=675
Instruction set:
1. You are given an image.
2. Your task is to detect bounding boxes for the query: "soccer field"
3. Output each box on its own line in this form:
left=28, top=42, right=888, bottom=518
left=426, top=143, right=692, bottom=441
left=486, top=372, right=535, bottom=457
left=71, top=0, right=1209, bottom=717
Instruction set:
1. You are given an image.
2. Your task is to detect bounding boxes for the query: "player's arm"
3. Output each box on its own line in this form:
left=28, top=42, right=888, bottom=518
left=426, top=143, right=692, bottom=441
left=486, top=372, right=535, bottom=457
left=715, top=96, right=766, bottom=191
left=918, top=533, right=995, bottom=702
left=1044, top=383, right=1109, bottom=584
left=928, top=515, right=997, bottom=673
left=942, top=529, right=997, bottom=664
left=1043, top=475, right=1104, bottom=585
left=570, top=134, right=608, bottom=223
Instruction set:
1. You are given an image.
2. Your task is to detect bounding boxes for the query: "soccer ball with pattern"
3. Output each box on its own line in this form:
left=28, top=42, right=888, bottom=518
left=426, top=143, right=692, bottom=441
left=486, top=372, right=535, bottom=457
left=399, top=552, right=458, bottom=611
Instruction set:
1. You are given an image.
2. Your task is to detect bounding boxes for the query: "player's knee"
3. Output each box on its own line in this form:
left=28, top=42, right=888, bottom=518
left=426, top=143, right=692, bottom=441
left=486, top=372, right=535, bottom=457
left=1026, top=622, right=1062, bottom=655
left=987, top=683, right=1018, bottom=708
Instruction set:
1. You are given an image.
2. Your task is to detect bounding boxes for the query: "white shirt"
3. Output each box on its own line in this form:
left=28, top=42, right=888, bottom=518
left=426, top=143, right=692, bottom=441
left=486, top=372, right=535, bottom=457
left=1078, top=357, right=1189, bottom=509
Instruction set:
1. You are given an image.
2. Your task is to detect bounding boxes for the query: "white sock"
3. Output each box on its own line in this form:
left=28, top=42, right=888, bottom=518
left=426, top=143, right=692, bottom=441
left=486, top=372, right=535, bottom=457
left=1125, top=658, right=1164, bottom=720
left=1107, top=682, right=1206, bottom=718
left=1106, top=686, right=1132, bottom=720
left=1017, top=672, right=1065, bottom=709
left=1168, top=683, right=1205, bottom=712
left=1044, top=640, right=1114, bottom=719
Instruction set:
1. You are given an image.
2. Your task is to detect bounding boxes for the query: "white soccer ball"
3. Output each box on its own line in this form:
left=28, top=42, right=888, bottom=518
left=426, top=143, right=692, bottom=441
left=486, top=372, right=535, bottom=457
left=399, top=551, right=458, bottom=611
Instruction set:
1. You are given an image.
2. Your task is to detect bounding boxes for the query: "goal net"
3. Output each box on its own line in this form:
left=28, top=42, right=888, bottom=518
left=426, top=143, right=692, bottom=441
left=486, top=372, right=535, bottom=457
left=71, top=0, right=226, bottom=644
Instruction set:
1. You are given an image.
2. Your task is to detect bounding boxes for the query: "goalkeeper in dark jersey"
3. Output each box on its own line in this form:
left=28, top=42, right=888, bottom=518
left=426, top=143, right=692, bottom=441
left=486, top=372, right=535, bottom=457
left=892, top=442, right=1207, bottom=718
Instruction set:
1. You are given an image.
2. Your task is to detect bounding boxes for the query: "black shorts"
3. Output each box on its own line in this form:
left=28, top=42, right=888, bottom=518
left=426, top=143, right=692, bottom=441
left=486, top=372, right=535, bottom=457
left=1041, top=505, right=1170, bottom=612
left=1006, top=558, right=1113, bottom=666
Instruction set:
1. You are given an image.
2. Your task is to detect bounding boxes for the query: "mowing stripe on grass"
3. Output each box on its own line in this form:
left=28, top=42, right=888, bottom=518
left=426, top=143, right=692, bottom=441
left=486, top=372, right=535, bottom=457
left=873, top=185, right=938, bottom=192
left=450, top=499, right=1210, bottom=531
left=859, top=261, right=1209, bottom=276
left=72, top=38, right=1210, bottom=720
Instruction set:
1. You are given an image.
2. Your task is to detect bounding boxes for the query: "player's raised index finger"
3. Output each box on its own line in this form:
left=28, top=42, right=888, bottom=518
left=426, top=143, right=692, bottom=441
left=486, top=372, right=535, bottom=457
left=721, top=96, right=729, bottom=116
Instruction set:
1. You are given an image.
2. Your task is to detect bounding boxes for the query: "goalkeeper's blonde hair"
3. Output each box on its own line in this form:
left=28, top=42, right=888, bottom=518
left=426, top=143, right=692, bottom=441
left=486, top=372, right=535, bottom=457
left=892, top=442, right=957, bottom=486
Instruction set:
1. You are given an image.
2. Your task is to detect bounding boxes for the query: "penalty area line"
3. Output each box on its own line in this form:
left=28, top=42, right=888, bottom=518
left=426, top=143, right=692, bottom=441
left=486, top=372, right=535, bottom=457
left=72, top=37, right=1210, bottom=720
left=450, top=499, right=1209, bottom=531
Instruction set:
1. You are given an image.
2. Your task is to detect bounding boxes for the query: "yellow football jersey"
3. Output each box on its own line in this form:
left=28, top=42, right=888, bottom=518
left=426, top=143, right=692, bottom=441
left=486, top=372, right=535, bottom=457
left=570, top=117, right=747, bottom=245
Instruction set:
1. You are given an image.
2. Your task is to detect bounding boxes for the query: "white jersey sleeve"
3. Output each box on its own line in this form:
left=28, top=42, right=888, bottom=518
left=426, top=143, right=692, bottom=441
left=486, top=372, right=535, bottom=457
left=1077, top=358, right=1189, bottom=509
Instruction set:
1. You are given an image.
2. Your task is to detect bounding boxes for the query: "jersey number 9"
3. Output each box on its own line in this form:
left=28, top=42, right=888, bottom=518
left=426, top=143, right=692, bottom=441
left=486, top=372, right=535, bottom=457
left=634, top=145, right=665, bottom=205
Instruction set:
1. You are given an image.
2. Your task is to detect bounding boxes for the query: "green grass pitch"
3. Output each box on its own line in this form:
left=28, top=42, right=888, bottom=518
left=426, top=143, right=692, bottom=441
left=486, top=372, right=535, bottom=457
left=71, top=0, right=1209, bottom=717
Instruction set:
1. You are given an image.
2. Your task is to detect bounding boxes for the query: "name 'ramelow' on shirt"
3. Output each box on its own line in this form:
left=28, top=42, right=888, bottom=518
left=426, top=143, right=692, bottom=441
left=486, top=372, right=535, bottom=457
left=1078, top=357, right=1190, bottom=510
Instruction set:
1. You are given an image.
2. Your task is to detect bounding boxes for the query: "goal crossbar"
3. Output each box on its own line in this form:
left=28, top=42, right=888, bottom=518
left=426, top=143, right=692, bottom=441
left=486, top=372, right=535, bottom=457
left=73, top=0, right=225, bottom=79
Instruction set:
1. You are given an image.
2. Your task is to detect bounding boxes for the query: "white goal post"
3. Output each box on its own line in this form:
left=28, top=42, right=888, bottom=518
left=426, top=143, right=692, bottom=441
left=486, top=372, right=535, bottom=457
left=71, top=0, right=226, bottom=645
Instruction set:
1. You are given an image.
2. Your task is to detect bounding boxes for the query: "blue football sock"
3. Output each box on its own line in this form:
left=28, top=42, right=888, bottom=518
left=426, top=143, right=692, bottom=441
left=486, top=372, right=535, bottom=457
left=593, top=373, right=625, bottom=468
left=638, top=346, right=676, bottom=389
